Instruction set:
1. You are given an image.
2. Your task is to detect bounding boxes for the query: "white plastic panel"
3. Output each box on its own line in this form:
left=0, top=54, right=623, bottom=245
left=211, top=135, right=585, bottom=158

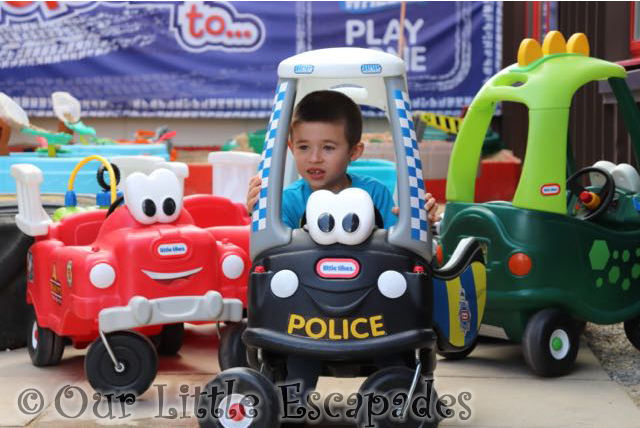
left=278, top=48, right=406, bottom=113
left=208, top=151, right=261, bottom=204
left=10, top=164, right=51, bottom=237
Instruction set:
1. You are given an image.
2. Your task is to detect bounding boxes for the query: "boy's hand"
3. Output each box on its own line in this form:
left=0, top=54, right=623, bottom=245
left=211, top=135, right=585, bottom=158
left=391, top=192, right=439, bottom=223
left=246, top=175, right=262, bottom=213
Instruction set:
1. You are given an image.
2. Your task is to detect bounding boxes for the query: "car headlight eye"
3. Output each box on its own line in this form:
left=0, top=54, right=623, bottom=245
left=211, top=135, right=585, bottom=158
left=318, top=212, right=335, bottom=233
left=270, top=269, right=298, bottom=298
left=90, top=263, right=115, bottom=288
left=342, top=213, right=360, bottom=233
left=222, top=255, right=244, bottom=280
left=377, top=270, right=407, bottom=299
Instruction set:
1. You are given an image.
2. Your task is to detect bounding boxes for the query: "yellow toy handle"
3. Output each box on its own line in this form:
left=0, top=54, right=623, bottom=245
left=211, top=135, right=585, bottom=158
left=67, top=155, right=117, bottom=204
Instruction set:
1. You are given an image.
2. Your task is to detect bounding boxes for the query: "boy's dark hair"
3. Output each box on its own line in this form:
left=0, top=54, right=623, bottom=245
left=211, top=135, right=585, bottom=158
left=291, top=90, right=363, bottom=148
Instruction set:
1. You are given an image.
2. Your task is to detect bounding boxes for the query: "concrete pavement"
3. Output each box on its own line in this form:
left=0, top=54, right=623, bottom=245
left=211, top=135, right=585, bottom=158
left=0, top=324, right=638, bottom=427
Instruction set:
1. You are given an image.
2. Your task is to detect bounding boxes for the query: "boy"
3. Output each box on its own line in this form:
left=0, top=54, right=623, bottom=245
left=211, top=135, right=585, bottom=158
left=245, top=90, right=439, bottom=415
left=246, top=90, right=438, bottom=226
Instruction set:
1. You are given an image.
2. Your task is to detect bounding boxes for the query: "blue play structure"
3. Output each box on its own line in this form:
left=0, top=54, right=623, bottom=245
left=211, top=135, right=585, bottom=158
left=1, top=144, right=168, bottom=194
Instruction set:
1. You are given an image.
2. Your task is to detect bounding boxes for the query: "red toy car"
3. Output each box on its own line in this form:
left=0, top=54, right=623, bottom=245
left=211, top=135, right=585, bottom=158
left=12, top=157, right=250, bottom=396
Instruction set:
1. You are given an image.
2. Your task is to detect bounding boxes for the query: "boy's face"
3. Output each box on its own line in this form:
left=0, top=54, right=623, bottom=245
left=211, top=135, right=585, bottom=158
left=289, top=121, right=363, bottom=192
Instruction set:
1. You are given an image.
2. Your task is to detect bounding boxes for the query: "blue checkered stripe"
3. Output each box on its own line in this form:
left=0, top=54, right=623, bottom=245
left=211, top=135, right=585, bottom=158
left=394, top=90, right=428, bottom=242
left=252, top=81, right=289, bottom=232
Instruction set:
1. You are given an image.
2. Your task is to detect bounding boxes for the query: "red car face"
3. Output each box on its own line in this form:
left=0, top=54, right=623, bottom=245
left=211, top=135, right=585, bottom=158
left=93, top=169, right=224, bottom=299
left=28, top=168, right=250, bottom=339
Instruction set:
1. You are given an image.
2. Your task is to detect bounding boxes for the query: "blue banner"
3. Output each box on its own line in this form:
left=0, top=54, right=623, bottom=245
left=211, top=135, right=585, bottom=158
left=0, top=1, right=501, bottom=118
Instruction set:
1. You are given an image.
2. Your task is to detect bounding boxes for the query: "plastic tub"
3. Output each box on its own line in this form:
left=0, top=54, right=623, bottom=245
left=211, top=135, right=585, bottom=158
left=208, top=151, right=261, bottom=204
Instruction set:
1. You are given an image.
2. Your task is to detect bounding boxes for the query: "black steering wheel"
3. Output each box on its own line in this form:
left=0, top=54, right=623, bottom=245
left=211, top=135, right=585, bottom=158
left=97, top=163, right=123, bottom=218
left=96, top=163, right=121, bottom=191
left=566, top=166, right=615, bottom=221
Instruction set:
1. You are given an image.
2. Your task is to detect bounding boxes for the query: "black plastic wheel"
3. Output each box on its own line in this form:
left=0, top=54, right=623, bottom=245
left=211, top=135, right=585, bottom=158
left=26, top=306, right=64, bottom=367
left=197, top=367, right=279, bottom=428
left=96, top=163, right=121, bottom=191
left=156, top=323, right=185, bottom=356
left=85, top=331, right=158, bottom=396
left=218, top=320, right=249, bottom=370
left=357, top=366, right=442, bottom=427
left=624, top=314, right=640, bottom=351
left=436, top=338, right=477, bottom=360
left=522, top=309, right=580, bottom=377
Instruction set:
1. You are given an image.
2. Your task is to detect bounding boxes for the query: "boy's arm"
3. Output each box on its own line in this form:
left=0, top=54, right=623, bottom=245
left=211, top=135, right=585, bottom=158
left=425, top=194, right=439, bottom=222
left=391, top=193, right=439, bottom=222
left=246, top=176, right=262, bottom=213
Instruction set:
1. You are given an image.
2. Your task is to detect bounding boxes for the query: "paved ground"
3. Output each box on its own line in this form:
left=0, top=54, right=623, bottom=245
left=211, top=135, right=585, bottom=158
left=1, top=324, right=639, bottom=427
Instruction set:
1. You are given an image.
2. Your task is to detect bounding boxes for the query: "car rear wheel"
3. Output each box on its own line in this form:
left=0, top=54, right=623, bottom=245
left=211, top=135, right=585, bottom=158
left=357, top=366, right=443, bottom=427
left=522, top=309, right=579, bottom=377
left=85, top=331, right=158, bottom=396
left=436, top=338, right=477, bottom=360
left=26, top=306, right=64, bottom=367
left=156, top=323, right=185, bottom=356
left=197, top=367, right=279, bottom=428
left=623, top=314, right=640, bottom=351
left=218, top=320, right=249, bottom=370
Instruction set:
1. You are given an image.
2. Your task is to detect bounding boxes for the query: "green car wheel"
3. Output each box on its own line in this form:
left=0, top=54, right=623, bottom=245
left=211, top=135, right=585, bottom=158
left=522, top=309, right=580, bottom=377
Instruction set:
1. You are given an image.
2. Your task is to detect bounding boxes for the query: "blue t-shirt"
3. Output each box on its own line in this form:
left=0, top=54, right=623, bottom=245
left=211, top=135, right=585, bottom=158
left=282, top=173, right=397, bottom=229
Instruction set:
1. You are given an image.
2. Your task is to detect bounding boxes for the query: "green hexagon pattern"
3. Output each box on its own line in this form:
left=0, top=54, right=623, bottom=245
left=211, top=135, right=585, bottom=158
left=622, top=279, right=631, bottom=290
left=589, top=240, right=610, bottom=270
left=633, top=264, right=640, bottom=279
left=609, top=266, right=620, bottom=284
left=623, top=250, right=630, bottom=262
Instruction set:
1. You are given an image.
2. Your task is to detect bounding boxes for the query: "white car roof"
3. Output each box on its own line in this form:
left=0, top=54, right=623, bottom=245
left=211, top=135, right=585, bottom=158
left=278, top=47, right=405, bottom=79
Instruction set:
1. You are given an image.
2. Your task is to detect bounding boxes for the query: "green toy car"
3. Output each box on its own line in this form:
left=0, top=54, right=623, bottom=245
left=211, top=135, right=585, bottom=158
left=438, top=31, right=640, bottom=376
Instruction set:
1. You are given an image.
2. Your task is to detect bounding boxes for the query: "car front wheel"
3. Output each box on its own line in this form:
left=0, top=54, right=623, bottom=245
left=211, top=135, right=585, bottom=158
left=85, top=331, right=158, bottom=396
left=522, top=309, right=580, bottom=377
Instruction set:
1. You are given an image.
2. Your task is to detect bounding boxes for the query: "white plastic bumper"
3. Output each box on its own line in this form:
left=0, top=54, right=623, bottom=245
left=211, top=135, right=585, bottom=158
left=98, top=291, right=243, bottom=333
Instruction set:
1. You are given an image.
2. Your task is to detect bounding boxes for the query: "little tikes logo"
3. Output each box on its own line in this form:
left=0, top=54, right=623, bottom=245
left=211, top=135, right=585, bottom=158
left=172, top=1, right=265, bottom=53
left=157, top=243, right=188, bottom=257
left=316, top=258, right=360, bottom=279
left=540, top=183, right=561, bottom=196
left=294, top=64, right=314, bottom=74
left=361, top=64, right=382, bottom=74
left=340, top=1, right=399, bottom=13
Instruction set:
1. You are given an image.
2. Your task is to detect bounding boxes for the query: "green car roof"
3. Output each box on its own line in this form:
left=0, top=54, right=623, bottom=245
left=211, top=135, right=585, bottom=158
left=447, top=32, right=626, bottom=214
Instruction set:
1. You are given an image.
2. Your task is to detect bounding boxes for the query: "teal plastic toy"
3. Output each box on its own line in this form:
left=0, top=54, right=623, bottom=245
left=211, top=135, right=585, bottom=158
left=22, top=127, right=73, bottom=157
